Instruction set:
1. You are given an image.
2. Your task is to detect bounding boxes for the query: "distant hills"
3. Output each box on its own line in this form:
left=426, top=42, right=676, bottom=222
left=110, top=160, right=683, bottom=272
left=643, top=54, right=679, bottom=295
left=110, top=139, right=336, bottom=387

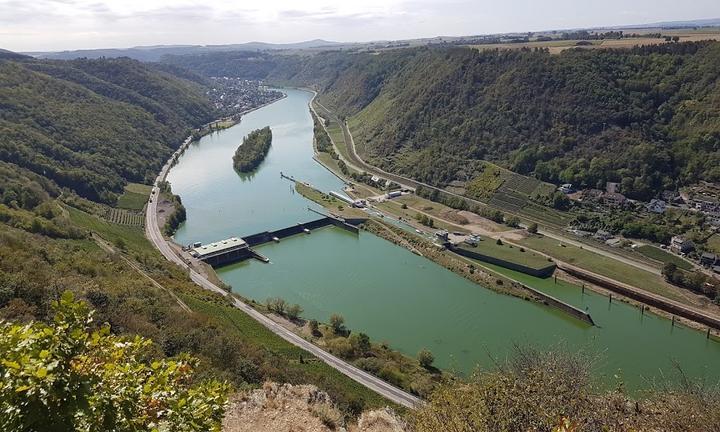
left=23, top=39, right=345, bottom=62
left=16, top=17, right=720, bottom=62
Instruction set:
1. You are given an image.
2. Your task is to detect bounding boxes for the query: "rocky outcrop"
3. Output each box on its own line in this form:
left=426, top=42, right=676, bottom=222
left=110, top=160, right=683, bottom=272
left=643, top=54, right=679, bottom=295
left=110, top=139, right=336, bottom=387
left=222, top=382, right=407, bottom=432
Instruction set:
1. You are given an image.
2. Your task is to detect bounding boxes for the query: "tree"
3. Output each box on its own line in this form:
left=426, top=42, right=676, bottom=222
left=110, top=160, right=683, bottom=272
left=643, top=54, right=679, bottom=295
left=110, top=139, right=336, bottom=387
left=527, top=222, right=538, bottom=234
left=287, top=303, right=303, bottom=320
left=350, top=332, right=371, bottom=356
left=418, top=348, right=435, bottom=369
left=309, top=319, right=320, bottom=335
left=552, top=192, right=571, bottom=211
left=0, top=291, right=230, bottom=431
left=662, top=262, right=678, bottom=281
left=329, top=313, right=346, bottom=335
left=505, top=216, right=521, bottom=228
left=496, top=238, right=503, bottom=246
left=266, top=297, right=287, bottom=315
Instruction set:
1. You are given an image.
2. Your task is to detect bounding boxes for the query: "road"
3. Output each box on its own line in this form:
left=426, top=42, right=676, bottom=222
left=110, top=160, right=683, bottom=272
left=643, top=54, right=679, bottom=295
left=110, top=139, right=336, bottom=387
left=145, top=132, right=421, bottom=410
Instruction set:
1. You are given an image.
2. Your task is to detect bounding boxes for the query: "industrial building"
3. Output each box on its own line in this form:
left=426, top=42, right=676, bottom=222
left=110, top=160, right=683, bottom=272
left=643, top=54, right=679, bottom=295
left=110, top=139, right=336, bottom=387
left=190, top=237, right=250, bottom=266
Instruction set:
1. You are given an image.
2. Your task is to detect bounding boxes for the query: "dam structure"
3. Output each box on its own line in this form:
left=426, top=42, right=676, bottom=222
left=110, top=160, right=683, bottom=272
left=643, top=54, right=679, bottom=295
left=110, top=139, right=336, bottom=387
left=191, top=211, right=365, bottom=268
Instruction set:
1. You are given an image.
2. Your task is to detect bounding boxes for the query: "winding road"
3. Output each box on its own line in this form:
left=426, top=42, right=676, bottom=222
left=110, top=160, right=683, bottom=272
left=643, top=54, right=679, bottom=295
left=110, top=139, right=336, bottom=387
left=145, top=130, right=421, bottom=409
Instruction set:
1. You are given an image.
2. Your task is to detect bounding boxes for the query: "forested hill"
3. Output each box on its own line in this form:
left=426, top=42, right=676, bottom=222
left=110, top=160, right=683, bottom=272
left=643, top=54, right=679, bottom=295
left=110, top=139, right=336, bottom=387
left=0, top=57, right=214, bottom=203
left=165, top=42, right=720, bottom=200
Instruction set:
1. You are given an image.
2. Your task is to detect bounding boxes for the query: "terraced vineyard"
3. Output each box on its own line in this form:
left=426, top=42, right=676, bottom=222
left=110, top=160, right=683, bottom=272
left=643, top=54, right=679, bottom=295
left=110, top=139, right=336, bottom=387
left=488, top=189, right=527, bottom=213
left=105, top=207, right=145, bottom=226
left=502, top=174, right=542, bottom=195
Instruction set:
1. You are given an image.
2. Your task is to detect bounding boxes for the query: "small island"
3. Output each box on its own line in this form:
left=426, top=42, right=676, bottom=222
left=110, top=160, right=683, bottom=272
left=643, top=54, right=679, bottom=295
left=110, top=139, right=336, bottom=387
left=233, top=126, right=272, bottom=173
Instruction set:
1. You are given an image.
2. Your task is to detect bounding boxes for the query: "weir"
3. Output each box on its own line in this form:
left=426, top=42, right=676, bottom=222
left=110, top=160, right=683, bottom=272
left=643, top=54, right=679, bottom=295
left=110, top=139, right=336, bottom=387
left=194, top=212, right=365, bottom=268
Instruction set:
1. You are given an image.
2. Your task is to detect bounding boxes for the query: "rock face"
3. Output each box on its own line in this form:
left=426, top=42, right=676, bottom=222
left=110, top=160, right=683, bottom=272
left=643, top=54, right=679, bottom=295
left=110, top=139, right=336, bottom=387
left=351, top=408, right=407, bottom=432
left=222, top=382, right=407, bottom=432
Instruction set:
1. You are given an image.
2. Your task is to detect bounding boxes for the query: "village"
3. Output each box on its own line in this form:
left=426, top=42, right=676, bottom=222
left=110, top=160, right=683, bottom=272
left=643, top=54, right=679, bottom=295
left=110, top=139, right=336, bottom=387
left=560, top=180, right=720, bottom=275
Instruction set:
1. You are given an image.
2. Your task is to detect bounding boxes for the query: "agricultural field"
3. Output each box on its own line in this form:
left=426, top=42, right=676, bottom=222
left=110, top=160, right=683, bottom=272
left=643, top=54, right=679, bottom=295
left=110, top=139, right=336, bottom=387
left=464, top=163, right=506, bottom=200
left=116, top=182, right=152, bottom=210
left=104, top=207, right=145, bottom=226
left=637, top=245, right=694, bottom=271
left=470, top=29, right=720, bottom=54
left=519, top=202, right=574, bottom=228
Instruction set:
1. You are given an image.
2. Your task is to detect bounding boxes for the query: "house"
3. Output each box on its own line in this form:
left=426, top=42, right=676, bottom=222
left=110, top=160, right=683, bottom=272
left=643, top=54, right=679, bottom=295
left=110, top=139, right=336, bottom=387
left=559, top=183, right=574, bottom=194
left=606, top=182, right=620, bottom=194
left=594, top=230, right=613, bottom=241
left=700, top=252, right=717, bottom=266
left=646, top=199, right=667, bottom=214
left=670, top=236, right=695, bottom=254
left=603, top=192, right=627, bottom=207
left=606, top=238, right=623, bottom=247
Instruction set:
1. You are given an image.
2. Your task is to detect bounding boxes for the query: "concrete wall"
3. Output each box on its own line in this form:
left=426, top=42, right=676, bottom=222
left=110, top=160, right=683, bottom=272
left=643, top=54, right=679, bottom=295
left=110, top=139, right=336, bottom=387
left=516, top=282, right=595, bottom=325
left=449, top=245, right=556, bottom=278
left=559, top=264, right=720, bottom=331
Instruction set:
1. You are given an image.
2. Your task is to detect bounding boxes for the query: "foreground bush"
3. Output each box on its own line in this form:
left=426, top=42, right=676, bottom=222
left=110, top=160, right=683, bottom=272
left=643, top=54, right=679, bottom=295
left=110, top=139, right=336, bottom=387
left=412, top=346, right=720, bottom=431
left=0, top=291, right=230, bottom=431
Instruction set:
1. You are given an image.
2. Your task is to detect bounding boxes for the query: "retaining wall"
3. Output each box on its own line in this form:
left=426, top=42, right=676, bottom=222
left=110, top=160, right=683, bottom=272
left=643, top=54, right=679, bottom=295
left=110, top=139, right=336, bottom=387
left=559, top=264, right=720, bottom=331
left=449, top=245, right=556, bottom=278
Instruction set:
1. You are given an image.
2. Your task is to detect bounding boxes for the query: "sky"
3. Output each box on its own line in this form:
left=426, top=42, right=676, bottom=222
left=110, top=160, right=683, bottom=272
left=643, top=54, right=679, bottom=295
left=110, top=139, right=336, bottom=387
left=2, top=0, right=720, bottom=52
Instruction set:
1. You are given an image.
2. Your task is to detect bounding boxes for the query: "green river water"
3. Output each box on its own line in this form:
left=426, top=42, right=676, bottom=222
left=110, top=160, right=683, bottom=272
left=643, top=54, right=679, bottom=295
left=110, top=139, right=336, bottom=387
left=167, top=88, right=719, bottom=391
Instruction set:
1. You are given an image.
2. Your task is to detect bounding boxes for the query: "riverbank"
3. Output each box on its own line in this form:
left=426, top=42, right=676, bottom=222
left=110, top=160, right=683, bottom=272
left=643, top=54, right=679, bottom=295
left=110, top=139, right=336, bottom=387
left=164, top=87, right=720, bottom=393
left=310, top=94, right=720, bottom=336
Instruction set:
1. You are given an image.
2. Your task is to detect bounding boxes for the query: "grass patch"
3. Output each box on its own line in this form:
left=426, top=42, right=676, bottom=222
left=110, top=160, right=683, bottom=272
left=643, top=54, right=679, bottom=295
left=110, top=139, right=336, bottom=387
left=295, top=183, right=366, bottom=219
left=518, top=234, right=693, bottom=305
left=66, top=205, right=149, bottom=253
left=638, top=245, right=693, bottom=271
left=116, top=183, right=152, bottom=210
left=456, top=238, right=554, bottom=271
left=707, top=234, right=720, bottom=255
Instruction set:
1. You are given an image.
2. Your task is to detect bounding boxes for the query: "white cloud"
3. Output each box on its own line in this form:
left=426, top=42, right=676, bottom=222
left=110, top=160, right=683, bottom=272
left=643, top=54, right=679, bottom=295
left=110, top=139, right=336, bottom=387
left=1, top=0, right=719, bottom=51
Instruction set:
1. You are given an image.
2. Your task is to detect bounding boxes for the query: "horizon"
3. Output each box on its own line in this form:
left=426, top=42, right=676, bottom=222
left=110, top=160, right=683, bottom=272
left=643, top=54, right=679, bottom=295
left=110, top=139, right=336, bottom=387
left=2, top=0, right=720, bottom=52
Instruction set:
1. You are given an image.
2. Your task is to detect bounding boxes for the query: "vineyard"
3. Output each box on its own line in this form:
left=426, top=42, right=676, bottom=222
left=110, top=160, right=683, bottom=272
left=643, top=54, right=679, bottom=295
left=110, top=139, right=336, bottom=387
left=104, top=207, right=145, bottom=226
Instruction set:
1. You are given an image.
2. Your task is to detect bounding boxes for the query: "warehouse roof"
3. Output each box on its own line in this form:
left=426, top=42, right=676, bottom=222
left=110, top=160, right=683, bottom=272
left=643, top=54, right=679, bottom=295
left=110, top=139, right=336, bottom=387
left=191, top=237, right=247, bottom=258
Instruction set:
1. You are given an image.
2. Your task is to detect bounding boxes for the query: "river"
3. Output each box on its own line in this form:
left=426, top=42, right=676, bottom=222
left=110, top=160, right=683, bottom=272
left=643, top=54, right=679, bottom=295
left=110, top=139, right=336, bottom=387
left=167, top=88, right=720, bottom=391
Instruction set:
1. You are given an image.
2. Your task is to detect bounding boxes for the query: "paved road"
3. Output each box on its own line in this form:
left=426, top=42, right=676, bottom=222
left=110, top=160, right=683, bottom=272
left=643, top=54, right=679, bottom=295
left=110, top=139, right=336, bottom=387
left=145, top=133, right=421, bottom=410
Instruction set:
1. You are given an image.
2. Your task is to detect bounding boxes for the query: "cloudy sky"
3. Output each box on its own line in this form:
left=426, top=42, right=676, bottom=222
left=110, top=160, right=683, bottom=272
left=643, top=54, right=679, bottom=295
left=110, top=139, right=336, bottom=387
left=2, top=0, right=720, bottom=52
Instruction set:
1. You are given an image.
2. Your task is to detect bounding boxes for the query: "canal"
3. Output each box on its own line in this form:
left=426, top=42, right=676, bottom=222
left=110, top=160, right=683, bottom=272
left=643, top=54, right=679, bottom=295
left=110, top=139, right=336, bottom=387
left=167, top=88, right=720, bottom=391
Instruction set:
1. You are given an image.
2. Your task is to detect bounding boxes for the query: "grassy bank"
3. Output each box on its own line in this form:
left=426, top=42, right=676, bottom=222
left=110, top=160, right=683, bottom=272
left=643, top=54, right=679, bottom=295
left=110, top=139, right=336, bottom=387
left=518, top=234, right=695, bottom=305
left=637, top=245, right=694, bottom=270
left=455, top=238, right=555, bottom=272
left=116, top=183, right=152, bottom=210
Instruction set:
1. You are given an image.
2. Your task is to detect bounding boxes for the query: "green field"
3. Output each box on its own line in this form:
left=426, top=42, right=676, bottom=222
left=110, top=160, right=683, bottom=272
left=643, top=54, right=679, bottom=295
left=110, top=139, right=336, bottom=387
left=456, top=238, right=554, bottom=271
left=116, top=182, right=152, bottom=210
left=518, top=234, right=694, bottom=305
left=66, top=205, right=149, bottom=253
left=637, top=245, right=694, bottom=271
